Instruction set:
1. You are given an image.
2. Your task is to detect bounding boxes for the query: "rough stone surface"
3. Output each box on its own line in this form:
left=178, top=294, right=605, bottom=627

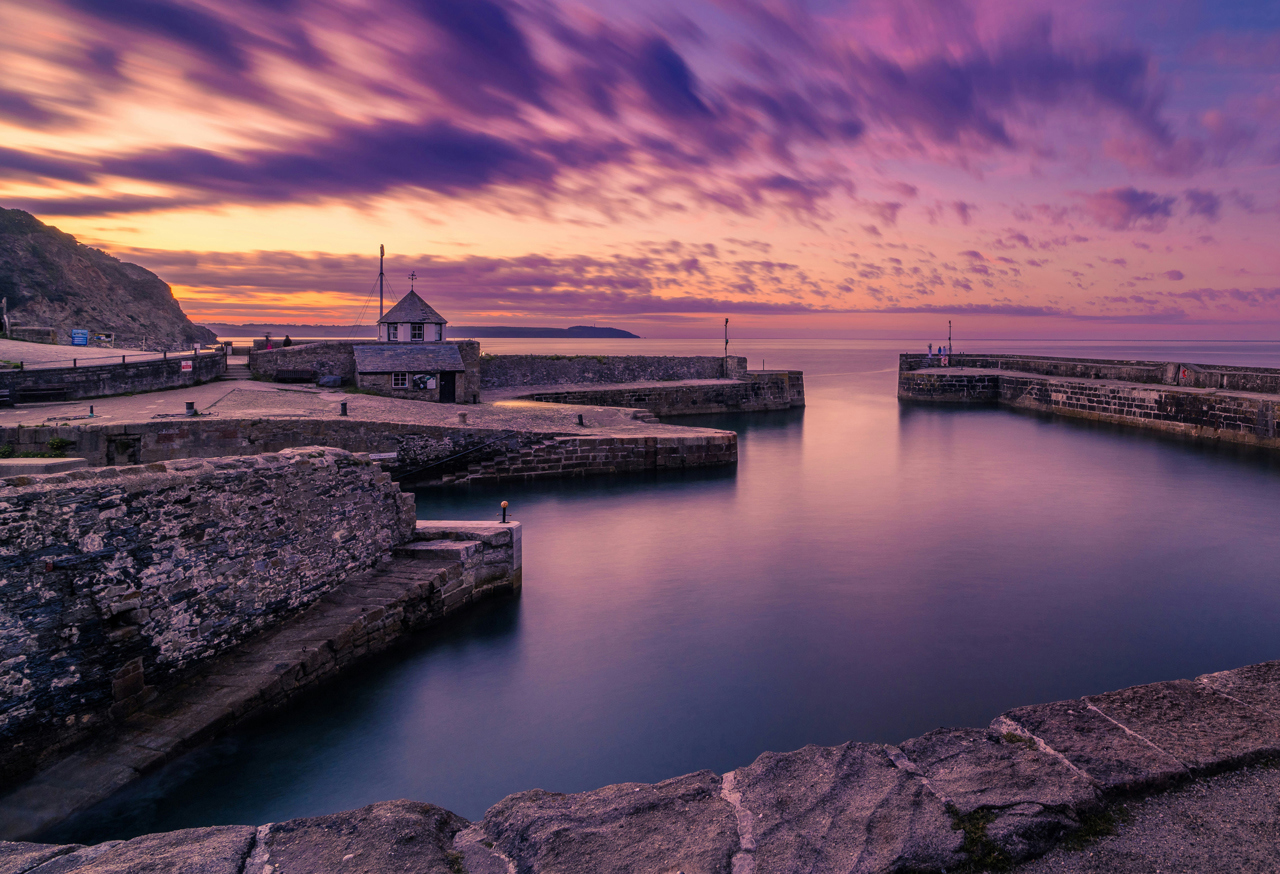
left=0, top=842, right=78, bottom=874
left=480, top=354, right=747, bottom=388
left=44, top=826, right=253, bottom=874
left=0, top=355, right=224, bottom=402
left=0, top=523, right=520, bottom=841
left=897, top=354, right=1280, bottom=449
left=899, top=728, right=1099, bottom=862
left=1086, top=679, right=1280, bottom=775
left=0, top=448, right=415, bottom=787
left=515, top=370, right=805, bottom=416
left=1014, top=763, right=1280, bottom=873
left=478, top=771, right=740, bottom=874
left=1198, top=659, right=1280, bottom=716
left=997, top=699, right=1189, bottom=793
left=728, top=742, right=963, bottom=873
left=257, top=800, right=466, bottom=874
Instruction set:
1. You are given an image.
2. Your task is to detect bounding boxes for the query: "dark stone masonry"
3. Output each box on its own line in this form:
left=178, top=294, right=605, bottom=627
left=0, top=353, right=224, bottom=402
left=0, top=448, right=414, bottom=786
left=516, top=370, right=805, bottom=416
left=479, top=353, right=748, bottom=388
left=898, top=353, right=1280, bottom=449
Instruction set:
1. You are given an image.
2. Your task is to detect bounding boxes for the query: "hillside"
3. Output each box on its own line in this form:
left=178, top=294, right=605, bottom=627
left=0, top=209, right=216, bottom=350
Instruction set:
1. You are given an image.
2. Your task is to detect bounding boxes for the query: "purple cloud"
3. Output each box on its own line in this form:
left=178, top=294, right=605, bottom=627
left=1183, top=188, right=1221, bottom=220
left=1078, top=187, right=1176, bottom=230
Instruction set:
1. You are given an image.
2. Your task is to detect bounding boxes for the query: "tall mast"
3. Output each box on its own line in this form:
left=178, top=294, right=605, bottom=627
left=378, top=245, right=385, bottom=320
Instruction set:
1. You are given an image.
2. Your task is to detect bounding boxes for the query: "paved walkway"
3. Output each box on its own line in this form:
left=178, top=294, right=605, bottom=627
left=0, top=339, right=199, bottom=370
left=0, top=378, right=721, bottom=438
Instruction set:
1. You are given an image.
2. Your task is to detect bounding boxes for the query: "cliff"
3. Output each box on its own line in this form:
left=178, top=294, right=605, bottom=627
left=0, top=209, right=216, bottom=351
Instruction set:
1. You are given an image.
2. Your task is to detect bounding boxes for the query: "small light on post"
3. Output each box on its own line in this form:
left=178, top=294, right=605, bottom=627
left=501, top=500, right=509, bottom=523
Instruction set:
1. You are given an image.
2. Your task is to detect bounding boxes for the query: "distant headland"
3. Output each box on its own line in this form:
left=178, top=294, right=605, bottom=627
left=206, top=323, right=639, bottom=339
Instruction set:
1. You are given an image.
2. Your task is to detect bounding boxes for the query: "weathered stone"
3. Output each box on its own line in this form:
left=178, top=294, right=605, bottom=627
left=257, top=800, right=466, bottom=874
left=19, top=841, right=124, bottom=873
left=728, top=741, right=963, bottom=873
left=0, top=841, right=80, bottom=874
left=899, top=728, right=1099, bottom=862
left=54, top=826, right=254, bottom=874
left=997, top=699, right=1188, bottom=793
left=1198, top=660, right=1280, bottom=717
left=478, top=770, right=739, bottom=874
left=1087, top=679, right=1280, bottom=774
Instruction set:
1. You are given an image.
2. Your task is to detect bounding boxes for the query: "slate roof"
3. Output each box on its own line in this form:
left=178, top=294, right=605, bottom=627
left=354, top=344, right=465, bottom=372
left=378, top=290, right=447, bottom=324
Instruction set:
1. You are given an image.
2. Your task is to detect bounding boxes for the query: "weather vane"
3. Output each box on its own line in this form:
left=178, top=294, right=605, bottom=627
left=408, top=271, right=417, bottom=293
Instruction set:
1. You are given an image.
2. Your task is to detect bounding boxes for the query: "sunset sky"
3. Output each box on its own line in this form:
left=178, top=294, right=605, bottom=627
left=1, top=0, right=1277, bottom=337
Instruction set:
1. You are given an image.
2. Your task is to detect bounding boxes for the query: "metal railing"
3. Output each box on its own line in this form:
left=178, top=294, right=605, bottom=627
left=1, top=347, right=220, bottom=372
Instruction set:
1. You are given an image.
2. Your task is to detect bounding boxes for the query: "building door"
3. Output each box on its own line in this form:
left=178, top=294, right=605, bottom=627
left=440, top=372, right=456, bottom=403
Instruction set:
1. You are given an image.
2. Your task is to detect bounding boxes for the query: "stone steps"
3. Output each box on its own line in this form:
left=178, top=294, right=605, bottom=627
left=221, top=363, right=253, bottom=381
left=393, top=539, right=482, bottom=562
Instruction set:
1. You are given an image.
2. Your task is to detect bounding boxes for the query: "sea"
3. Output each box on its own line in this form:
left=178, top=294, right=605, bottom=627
left=47, top=338, right=1280, bottom=841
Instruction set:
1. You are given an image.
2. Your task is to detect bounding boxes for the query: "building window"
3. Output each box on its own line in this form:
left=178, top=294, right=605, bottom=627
left=392, top=372, right=408, bottom=388
left=434, top=324, right=443, bottom=340
left=411, top=323, right=425, bottom=341
left=388, top=324, right=398, bottom=341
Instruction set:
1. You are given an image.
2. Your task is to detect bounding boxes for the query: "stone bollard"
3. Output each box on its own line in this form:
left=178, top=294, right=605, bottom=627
left=577, top=413, right=585, bottom=426
left=340, top=401, right=348, bottom=416
left=185, top=401, right=197, bottom=416
left=458, top=412, right=467, bottom=425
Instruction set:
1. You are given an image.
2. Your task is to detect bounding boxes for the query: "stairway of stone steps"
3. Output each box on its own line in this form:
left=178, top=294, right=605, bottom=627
left=221, top=361, right=253, bottom=380
left=438, top=438, right=561, bottom=484
left=0, top=551, right=469, bottom=841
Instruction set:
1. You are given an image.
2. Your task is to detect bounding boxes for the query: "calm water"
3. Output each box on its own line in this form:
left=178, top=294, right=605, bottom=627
left=51, top=339, right=1280, bottom=842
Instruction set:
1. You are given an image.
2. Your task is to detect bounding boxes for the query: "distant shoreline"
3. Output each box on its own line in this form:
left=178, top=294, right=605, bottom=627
left=206, top=324, right=639, bottom=340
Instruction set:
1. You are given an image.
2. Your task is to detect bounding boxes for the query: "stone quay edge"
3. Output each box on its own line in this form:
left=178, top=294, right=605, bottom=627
left=5, top=657, right=1280, bottom=873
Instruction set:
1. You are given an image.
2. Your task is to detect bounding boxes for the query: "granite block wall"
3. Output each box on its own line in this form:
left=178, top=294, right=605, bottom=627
left=0, top=354, right=224, bottom=401
left=479, top=354, right=748, bottom=388
left=898, top=361, right=1280, bottom=448
left=0, top=447, right=415, bottom=783
left=425, top=432, right=738, bottom=486
left=248, top=341, right=378, bottom=383
left=517, top=371, right=804, bottom=416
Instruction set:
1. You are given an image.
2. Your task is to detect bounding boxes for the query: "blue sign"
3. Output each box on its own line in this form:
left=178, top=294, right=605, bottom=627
left=71, top=329, right=89, bottom=346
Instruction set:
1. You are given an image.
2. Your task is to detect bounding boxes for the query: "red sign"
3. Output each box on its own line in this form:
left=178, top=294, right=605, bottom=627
left=181, top=360, right=193, bottom=372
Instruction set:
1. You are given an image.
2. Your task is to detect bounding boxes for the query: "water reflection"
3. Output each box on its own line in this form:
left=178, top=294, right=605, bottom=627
left=49, top=340, right=1280, bottom=843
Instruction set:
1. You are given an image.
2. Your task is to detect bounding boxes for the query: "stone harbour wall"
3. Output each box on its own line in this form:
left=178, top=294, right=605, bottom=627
left=0, top=520, right=521, bottom=840
left=903, top=351, right=1280, bottom=394
left=0, top=353, right=224, bottom=401
left=0, top=448, right=415, bottom=785
left=0, top=417, right=739, bottom=485
left=518, top=370, right=805, bottom=416
left=248, top=340, right=377, bottom=383
left=898, top=356, right=1280, bottom=449
left=422, top=432, right=738, bottom=486
left=8, top=658, right=1280, bottom=873
left=480, top=354, right=748, bottom=388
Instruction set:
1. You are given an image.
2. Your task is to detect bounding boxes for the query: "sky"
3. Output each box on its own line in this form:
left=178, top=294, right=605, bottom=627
left=0, top=0, right=1278, bottom=338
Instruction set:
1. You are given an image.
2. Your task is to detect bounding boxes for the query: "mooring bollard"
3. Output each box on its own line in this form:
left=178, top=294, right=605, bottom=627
left=89, top=405, right=94, bottom=416
left=458, top=412, right=467, bottom=424
left=121, top=355, right=126, bottom=364
left=501, top=500, right=508, bottom=523
left=577, top=413, right=584, bottom=426
left=73, top=358, right=76, bottom=368
left=185, top=401, right=196, bottom=416
left=340, top=401, right=348, bottom=416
